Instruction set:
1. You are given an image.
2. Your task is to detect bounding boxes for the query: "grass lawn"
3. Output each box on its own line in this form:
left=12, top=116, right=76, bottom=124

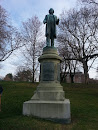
left=0, top=81, right=98, bottom=130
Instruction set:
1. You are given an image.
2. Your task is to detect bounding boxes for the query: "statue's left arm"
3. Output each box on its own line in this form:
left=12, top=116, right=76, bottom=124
left=56, top=18, right=59, bottom=25
left=43, top=15, right=47, bottom=24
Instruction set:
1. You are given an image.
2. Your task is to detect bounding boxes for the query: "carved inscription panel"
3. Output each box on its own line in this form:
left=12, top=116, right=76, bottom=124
left=42, top=62, right=54, bottom=81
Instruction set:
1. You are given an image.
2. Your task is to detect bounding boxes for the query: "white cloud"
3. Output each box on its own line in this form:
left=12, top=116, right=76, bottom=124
left=0, top=50, right=25, bottom=77
left=0, top=62, right=16, bottom=77
left=88, top=60, right=98, bottom=79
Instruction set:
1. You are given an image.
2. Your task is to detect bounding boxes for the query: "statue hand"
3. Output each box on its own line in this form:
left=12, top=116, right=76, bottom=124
left=43, top=20, right=46, bottom=24
left=56, top=19, right=59, bottom=25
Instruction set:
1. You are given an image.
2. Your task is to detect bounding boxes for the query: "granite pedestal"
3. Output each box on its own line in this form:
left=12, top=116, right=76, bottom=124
left=23, top=47, right=71, bottom=123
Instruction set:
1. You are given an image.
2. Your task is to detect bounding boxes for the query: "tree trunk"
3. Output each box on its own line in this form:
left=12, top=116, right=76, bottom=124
left=83, top=60, right=89, bottom=84
left=32, top=72, right=34, bottom=83
left=70, top=74, right=74, bottom=83
left=70, top=73, right=74, bottom=83
left=60, top=72, right=66, bottom=83
left=32, top=62, right=35, bottom=83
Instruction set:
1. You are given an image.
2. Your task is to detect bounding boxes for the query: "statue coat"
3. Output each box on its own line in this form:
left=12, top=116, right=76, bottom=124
left=43, top=14, right=59, bottom=39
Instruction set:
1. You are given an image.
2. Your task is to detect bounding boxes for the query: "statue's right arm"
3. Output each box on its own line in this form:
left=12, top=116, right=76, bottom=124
left=43, top=15, right=47, bottom=24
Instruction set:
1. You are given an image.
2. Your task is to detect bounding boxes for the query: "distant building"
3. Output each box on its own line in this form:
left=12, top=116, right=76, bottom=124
left=89, top=78, right=98, bottom=83
left=65, top=72, right=89, bottom=83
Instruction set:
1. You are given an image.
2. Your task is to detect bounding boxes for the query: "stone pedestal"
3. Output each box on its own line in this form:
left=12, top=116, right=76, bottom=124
left=23, top=47, right=71, bottom=123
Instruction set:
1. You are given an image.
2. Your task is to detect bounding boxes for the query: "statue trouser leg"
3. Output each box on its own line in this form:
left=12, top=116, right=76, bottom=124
left=51, top=38, right=54, bottom=47
left=46, top=36, right=50, bottom=46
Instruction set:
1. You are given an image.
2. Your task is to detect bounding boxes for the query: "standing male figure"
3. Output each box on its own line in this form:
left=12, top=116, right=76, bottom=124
left=43, top=8, right=59, bottom=47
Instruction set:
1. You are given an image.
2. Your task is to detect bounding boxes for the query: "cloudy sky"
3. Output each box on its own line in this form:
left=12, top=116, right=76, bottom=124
left=0, top=0, right=98, bottom=79
left=1, top=0, right=77, bottom=28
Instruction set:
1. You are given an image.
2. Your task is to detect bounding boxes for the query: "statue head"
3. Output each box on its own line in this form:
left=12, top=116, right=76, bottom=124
left=49, top=8, right=54, bottom=14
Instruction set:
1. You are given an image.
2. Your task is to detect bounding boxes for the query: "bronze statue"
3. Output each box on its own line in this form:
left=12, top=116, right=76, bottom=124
left=43, top=8, right=59, bottom=47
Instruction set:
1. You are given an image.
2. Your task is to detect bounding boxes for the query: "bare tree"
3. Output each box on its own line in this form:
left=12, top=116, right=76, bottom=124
left=80, top=0, right=98, bottom=5
left=58, top=6, right=98, bottom=83
left=14, top=67, right=32, bottom=82
left=19, top=16, right=44, bottom=82
left=0, top=5, right=22, bottom=62
left=58, top=44, right=68, bottom=82
left=58, top=43, right=80, bottom=83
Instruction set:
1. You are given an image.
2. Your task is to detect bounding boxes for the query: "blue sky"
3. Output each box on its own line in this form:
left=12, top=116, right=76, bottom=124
left=0, top=0, right=98, bottom=79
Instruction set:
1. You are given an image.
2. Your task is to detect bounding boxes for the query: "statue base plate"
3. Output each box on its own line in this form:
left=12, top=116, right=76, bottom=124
left=23, top=99, right=71, bottom=124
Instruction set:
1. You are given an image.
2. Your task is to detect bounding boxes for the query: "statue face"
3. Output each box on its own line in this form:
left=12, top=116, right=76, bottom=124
left=49, top=8, right=54, bottom=14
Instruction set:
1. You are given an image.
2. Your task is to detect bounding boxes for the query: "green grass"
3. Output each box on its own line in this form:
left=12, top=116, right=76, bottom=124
left=0, top=81, right=98, bottom=130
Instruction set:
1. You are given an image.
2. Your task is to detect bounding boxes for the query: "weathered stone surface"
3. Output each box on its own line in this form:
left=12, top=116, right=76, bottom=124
left=31, top=81, right=65, bottom=101
left=23, top=47, right=71, bottom=124
left=23, top=99, right=71, bottom=124
left=39, top=47, right=62, bottom=62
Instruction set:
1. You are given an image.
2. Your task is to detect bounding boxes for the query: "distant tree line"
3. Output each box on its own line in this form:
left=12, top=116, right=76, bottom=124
left=14, top=67, right=33, bottom=82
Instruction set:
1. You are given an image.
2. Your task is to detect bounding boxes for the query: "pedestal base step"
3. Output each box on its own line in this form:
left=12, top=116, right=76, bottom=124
left=23, top=99, right=71, bottom=124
